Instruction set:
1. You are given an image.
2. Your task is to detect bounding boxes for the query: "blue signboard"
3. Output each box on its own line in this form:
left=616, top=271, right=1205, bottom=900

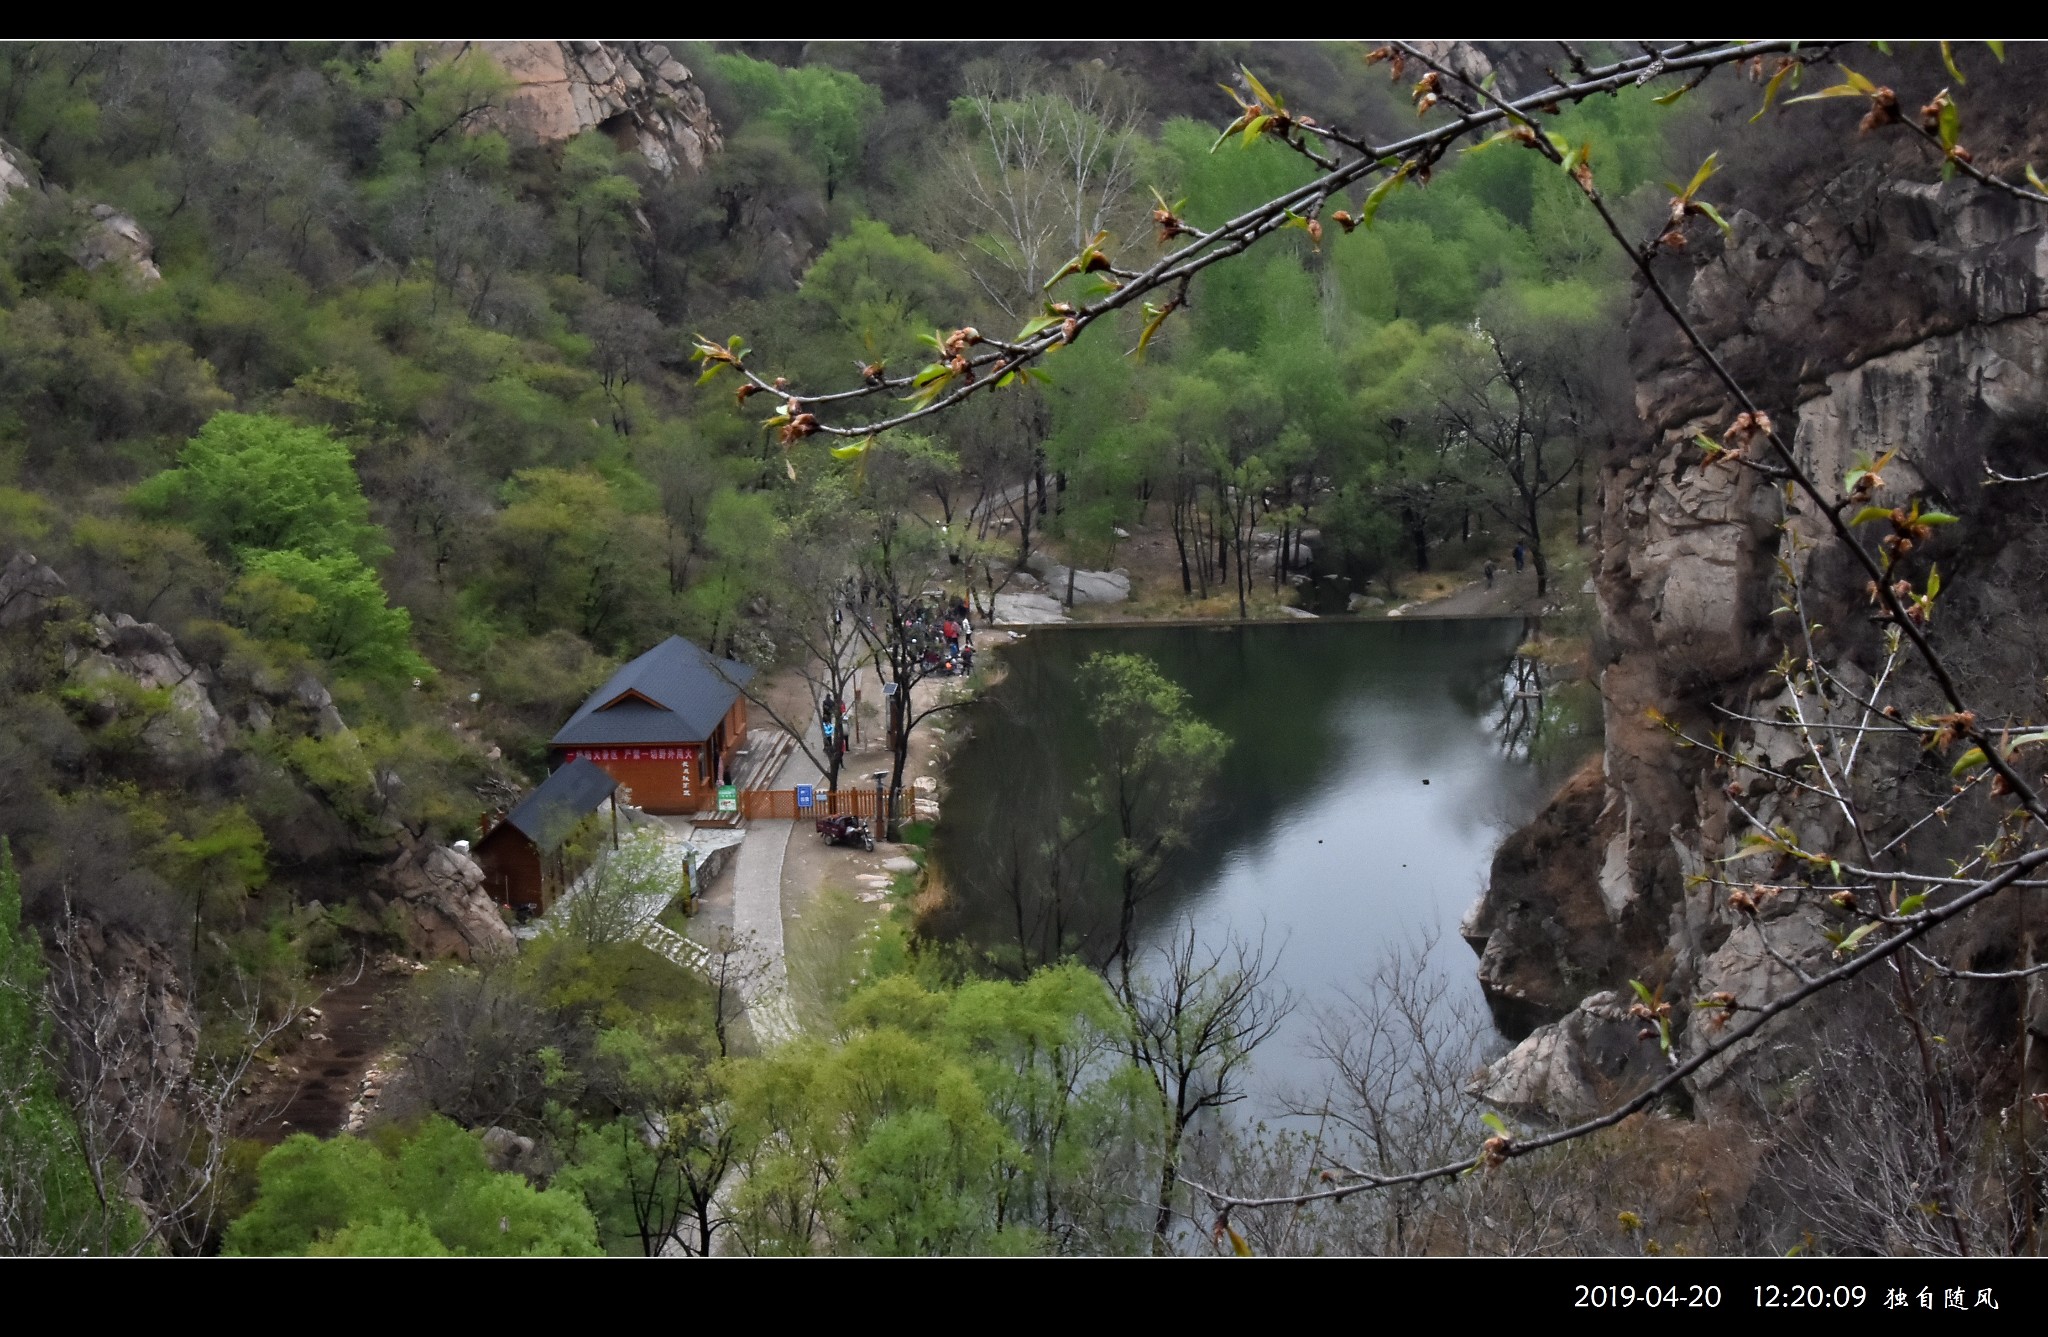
left=796, top=784, right=815, bottom=810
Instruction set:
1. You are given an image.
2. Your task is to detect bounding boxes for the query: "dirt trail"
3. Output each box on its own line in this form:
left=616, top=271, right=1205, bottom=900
left=1403, top=568, right=1555, bottom=619
left=242, top=971, right=400, bottom=1145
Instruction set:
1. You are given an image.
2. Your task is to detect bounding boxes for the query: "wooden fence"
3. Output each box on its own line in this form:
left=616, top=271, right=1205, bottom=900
left=736, top=787, right=892, bottom=821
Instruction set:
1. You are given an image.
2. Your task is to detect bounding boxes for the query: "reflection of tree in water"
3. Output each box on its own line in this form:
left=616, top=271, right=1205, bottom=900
left=1483, top=623, right=1602, bottom=774
left=1489, top=651, right=1547, bottom=760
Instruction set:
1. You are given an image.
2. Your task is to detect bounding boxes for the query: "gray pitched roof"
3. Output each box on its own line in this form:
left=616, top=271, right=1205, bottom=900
left=495, top=757, right=618, bottom=853
left=550, top=635, right=755, bottom=747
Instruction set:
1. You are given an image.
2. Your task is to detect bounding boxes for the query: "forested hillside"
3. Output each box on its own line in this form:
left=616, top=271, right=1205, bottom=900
left=0, top=40, right=1666, bottom=952
left=2, top=40, right=1861, bottom=1257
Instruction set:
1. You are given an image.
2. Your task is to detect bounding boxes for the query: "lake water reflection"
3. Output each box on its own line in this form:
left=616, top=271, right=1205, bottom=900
left=934, top=618, right=1589, bottom=1111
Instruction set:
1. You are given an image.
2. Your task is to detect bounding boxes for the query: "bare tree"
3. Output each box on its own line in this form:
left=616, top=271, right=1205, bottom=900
left=1434, top=328, right=1577, bottom=598
left=933, top=63, right=1147, bottom=321
left=1750, top=986, right=2030, bottom=1256
left=1122, top=920, right=1289, bottom=1252
left=39, top=900, right=293, bottom=1255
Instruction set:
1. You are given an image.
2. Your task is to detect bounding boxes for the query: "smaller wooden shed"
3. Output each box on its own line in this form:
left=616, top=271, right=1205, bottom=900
left=475, top=757, right=620, bottom=916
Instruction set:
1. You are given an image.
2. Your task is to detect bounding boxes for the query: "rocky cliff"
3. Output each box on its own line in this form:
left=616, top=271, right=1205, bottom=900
left=451, top=41, right=721, bottom=175
left=1468, top=49, right=2048, bottom=1120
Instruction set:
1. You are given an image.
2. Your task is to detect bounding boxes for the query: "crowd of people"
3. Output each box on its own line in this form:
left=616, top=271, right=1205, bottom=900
left=818, top=594, right=979, bottom=758
left=905, top=596, right=975, bottom=678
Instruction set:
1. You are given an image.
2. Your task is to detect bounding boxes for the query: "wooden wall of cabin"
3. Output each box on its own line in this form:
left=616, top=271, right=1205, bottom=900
left=552, top=751, right=703, bottom=814
left=477, top=832, right=543, bottom=914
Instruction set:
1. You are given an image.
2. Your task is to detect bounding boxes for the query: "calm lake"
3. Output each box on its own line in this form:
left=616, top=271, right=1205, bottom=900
left=933, top=617, right=1593, bottom=1111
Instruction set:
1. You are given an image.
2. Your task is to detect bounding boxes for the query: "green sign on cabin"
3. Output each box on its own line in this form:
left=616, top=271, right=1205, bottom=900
left=717, top=784, right=738, bottom=814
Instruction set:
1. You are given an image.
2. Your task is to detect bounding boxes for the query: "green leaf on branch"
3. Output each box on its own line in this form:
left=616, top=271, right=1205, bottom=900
left=1694, top=201, right=1734, bottom=238
left=1788, top=65, right=1878, bottom=105
left=1989, top=41, right=2007, bottom=61
left=1920, top=510, right=1959, bottom=526
left=1670, top=151, right=1721, bottom=203
left=1896, top=893, right=1928, bottom=915
left=1464, top=129, right=1519, bottom=154
left=1938, top=99, right=1961, bottom=153
left=1941, top=41, right=1967, bottom=86
left=1241, top=67, right=1285, bottom=113
left=1732, top=830, right=1783, bottom=860
left=830, top=438, right=873, bottom=461
left=1629, top=979, right=1656, bottom=1009
left=1951, top=747, right=1988, bottom=777
left=1752, top=62, right=1794, bottom=122
left=1834, top=921, right=1881, bottom=955
left=1135, top=301, right=1176, bottom=358
left=1360, top=163, right=1412, bottom=228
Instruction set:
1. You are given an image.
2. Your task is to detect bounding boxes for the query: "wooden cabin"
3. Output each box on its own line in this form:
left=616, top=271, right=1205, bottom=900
left=548, top=636, right=753, bottom=814
left=475, top=757, right=619, bottom=915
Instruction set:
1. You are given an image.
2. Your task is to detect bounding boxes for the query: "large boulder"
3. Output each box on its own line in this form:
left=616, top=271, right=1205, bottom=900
left=989, top=590, right=1070, bottom=625
left=67, top=613, right=228, bottom=762
left=74, top=203, right=161, bottom=286
left=0, top=551, right=67, bottom=627
left=52, top=916, right=201, bottom=1161
left=378, top=838, right=516, bottom=962
left=1024, top=551, right=1130, bottom=604
left=1472, top=989, right=1669, bottom=1124
left=1465, top=755, right=1647, bottom=1036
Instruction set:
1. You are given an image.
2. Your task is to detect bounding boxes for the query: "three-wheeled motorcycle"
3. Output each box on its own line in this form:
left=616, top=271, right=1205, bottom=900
left=815, top=812, right=876, bottom=852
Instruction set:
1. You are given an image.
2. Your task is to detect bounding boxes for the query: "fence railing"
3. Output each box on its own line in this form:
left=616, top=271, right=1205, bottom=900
left=735, top=787, right=891, bottom=821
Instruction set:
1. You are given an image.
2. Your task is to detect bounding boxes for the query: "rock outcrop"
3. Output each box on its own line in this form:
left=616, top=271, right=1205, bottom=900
left=378, top=837, right=516, bottom=962
left=460, top=42, right=720, bottom=175
left=0, top=139, right=162, bottom=286
left=1473, top=990, right=1668, bottom=1124
left=67, top=613, right=229, bottom=763
left=1477, top=50, right=2048, bottom=1117
left=74, top=203, right=162, bottom=285
left=990, top=590, right=1071, bottom=625
left=0, top=551, right=67, bottom=627
left=1024, top=552, right=1132, bottom=605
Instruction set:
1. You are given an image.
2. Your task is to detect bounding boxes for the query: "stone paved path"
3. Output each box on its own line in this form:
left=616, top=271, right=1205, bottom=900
left=538, top=814, right=797, bottom=1047
left=727, top=811, right=797, bottom=1047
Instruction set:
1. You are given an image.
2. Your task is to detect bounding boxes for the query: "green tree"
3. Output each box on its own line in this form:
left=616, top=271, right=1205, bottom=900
left=1077, top=654, right=1228, bottom=986
left=134, top=411, right=386, bottom=563
left=558, top=132, right=642, bottom=281
left=709, top=54, right=882, bottom=201
left=798, top=219, right=964, bottom=372
left=354, top=42, right=514, bottom=178
left=223, top=1116, right=601, bottom=1256
left=485, top=467, right=662, bottom=649
left=234, top=548, right=424, bottom=681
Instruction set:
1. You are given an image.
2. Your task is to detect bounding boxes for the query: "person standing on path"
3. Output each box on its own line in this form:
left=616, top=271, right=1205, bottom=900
left=1484, top=558, right=1496, bottom=590
left=1512, top=541, right=1526, bottom=574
